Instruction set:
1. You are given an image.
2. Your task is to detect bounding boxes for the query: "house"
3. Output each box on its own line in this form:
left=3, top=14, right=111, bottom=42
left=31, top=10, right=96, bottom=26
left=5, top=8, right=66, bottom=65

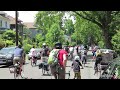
left=0, top=11, right=10, bottom=33
left=7, top=15, right=24, bottom=45
left=23, top=22, right=42, bottom=38
left=7, top=15, right=24, bottom=36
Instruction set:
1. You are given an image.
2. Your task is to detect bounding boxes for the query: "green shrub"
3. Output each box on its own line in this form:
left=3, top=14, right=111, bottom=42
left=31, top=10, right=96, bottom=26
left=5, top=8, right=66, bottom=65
left=5, top=40, right=14, bottom=46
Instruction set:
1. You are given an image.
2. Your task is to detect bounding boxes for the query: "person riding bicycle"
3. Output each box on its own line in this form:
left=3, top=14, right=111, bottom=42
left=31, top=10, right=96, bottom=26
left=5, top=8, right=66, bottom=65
left=41, top=43, right=50, bottom=62
left=48, top=42, right=69, bottom=79
left=40, top=43, right=50, bottom=71
left=94, top=48, right=102, bottom=70
left=81, top=48, right=87, bottom=64
left=30, top=46, right=37, bottom=63
left=13, top=45, right=24, bottom=72
left=72, top=55, right=84, bottom=79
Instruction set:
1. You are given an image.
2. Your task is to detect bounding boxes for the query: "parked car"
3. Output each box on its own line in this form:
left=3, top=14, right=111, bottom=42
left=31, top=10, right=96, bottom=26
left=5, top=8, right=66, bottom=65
left=100, top=59, right=120, bottom=79
left=100, top=49, right=117, bottom=59
left=28, top=48, right=42, bottom=60
left=99, top=49, right=118, bottom=70
left=0, top=47, right=26, bottom=66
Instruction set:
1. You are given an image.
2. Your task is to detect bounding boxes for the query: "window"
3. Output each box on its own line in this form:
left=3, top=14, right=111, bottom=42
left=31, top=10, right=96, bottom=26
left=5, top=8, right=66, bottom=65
left=5, top=21, right=7, bottom=27
left=0, top=20, right=2, bottom=27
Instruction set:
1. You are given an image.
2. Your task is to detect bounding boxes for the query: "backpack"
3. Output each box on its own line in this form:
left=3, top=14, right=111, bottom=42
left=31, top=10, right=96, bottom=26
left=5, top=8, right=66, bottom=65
left=48, top=49, right=60, bottom=67
left=73, top=60, right=80, bottom=72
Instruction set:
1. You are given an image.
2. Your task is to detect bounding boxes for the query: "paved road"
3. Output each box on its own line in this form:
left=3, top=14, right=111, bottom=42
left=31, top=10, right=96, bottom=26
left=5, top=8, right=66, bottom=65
left=0, top=50, right=101, bottom=79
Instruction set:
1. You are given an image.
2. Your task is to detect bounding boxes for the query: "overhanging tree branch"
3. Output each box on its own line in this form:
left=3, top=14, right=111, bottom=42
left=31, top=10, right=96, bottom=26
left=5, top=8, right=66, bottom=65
left=73, top=11, right=103, bottom=28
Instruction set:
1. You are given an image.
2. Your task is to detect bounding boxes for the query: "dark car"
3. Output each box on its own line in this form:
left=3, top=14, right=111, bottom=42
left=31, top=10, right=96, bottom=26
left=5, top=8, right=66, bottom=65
left=99, top=59, right=120, bottom=79
left=99, top=49, right=118, bottom=70
left=100, top=49, right=118, bottom=59
left=0, top=47, right=26, bottom=66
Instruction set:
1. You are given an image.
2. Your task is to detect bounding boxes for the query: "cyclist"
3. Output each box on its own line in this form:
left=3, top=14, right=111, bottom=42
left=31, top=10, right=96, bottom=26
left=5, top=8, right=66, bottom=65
left=72, top=55, right=84, bottom=79
left=13, top=45, right=24, bottom=72
left=49, top=42, right=69, bottom=79
left=40, top=43, right=50, bottom=71
left=94, top=48, right=102, bottom=70
left=30, top=46, right=37, bottom=64
left=81, top=48, right=87, bottom=64
left=41, top=43, right=50, bottom=62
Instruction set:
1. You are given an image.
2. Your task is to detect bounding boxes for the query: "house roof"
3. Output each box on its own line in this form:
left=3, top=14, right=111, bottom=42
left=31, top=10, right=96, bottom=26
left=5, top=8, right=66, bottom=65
left=23, top=22, right=36, bottom=29
left=0, top=11, right=10, bottom=20
left=7, top=15, right=23, bottom=24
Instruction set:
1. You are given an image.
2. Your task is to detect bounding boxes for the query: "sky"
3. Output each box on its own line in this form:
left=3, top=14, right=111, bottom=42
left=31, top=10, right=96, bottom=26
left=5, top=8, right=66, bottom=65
left=3, top=11, right=38, bottom=22
left=3, top=11, right=75, bottom=24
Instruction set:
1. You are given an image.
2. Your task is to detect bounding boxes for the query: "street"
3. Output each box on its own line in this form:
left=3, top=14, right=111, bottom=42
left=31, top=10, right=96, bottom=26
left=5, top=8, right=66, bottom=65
left=0, top=51, right=101, bottom=79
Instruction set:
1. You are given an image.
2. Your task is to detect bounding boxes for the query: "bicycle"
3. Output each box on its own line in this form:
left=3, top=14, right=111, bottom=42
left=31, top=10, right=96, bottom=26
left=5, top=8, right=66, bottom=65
left=42, top=62, right=51, bottom=75
left=9, top=62, right=23, bottom=79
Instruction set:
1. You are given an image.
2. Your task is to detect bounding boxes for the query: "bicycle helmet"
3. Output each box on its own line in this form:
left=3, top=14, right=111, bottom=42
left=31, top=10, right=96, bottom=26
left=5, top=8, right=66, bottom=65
left=54, top=42, right=62, bottom=49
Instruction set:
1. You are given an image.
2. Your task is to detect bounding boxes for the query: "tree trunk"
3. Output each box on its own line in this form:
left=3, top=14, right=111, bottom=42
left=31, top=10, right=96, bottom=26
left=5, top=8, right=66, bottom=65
left=101, top=27, right=113, bottom=49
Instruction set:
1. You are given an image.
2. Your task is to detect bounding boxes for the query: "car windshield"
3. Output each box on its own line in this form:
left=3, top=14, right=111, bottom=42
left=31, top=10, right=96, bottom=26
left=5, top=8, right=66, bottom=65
left=0, top=47, right=15, bottom=54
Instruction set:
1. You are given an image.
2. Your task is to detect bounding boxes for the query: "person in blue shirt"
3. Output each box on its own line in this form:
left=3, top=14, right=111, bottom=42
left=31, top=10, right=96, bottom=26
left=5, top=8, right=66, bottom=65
left=13, top=45, right=24, bottom=66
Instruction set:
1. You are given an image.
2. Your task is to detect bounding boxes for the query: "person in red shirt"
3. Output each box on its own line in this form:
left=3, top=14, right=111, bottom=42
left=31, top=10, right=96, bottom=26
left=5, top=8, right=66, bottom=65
left=50, top=42, right=69, bottom=79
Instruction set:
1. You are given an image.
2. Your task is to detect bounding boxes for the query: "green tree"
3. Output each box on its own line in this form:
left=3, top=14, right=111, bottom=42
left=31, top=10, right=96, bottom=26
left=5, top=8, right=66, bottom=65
left=35, top=34, right=44, bottom=47
left=64, top=19, right=75, bottom=36
left=46, top=23, right=64, bottom=47
left=35, top=11, right=65, bottom=47
left=112, top=30, right=120, bottom=54
left=73, top=11, right=120, bottom=49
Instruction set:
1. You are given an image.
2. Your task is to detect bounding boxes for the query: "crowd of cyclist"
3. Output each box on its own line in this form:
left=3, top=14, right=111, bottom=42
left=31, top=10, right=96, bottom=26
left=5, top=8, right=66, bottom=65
left=12, top=42, right=103, bottom=79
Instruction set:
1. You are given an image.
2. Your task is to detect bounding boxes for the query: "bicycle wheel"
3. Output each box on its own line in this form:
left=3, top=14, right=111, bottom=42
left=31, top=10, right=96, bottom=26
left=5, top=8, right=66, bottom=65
left=34, top=59, right=37, bottom=66
left=14, top=68, right=19, bottom=79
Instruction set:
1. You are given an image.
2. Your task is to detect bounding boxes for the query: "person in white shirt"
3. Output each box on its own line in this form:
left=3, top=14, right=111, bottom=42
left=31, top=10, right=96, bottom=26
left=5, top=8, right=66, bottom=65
left=30, top=46, right=37, bottom=63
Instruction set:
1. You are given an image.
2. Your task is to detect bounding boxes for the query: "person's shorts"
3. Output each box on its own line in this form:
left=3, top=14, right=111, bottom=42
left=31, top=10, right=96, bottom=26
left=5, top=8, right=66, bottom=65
left=74, top=72, right=81, bottom=79
left=13, top=57, right=23, bottom=65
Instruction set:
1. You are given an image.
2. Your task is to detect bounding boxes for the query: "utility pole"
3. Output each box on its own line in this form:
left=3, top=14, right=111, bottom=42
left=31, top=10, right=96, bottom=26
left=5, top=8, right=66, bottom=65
left=15, top=11, right=18, bottom=46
